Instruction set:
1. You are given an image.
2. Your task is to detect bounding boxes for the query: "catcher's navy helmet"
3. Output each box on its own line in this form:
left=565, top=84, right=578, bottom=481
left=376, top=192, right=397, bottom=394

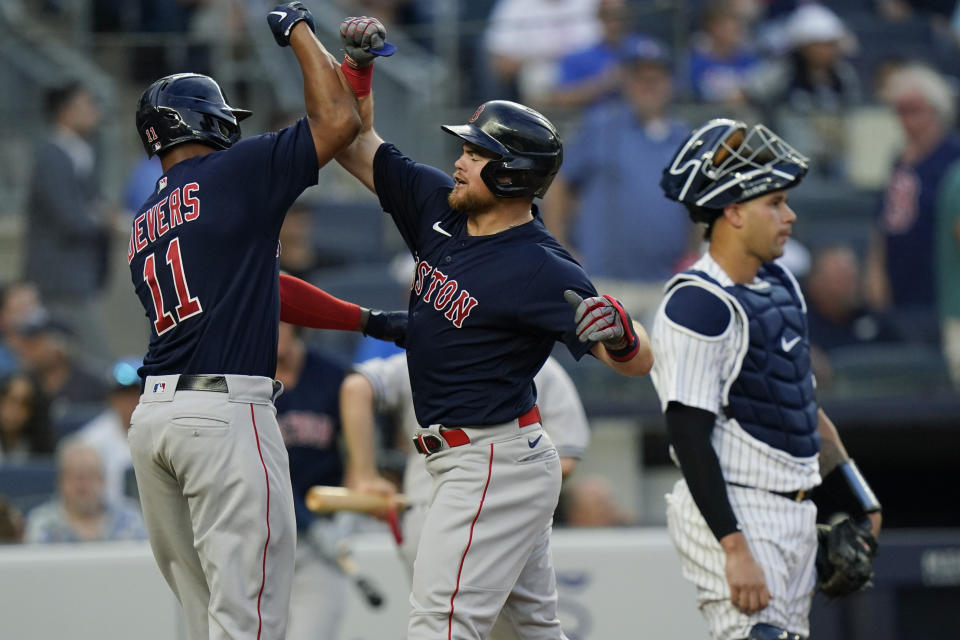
left=660, top=119, right=809, bottom=221
left=136, top=73, right=252, bottom=157
left=441, top=100, right=562, bottom=199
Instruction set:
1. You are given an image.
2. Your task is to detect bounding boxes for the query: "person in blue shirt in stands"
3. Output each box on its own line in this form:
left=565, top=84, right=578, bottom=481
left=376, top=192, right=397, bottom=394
left=545, top=37, right=694, bottom=319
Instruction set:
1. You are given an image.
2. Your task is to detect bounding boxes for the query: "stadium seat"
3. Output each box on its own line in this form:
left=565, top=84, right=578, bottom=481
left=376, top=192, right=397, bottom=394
left=0, top=459, right=57, bottom=514
left=828, top=343, right=952, bottom=396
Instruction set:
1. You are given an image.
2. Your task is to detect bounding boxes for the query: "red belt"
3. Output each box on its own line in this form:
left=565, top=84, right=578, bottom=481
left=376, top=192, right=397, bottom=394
left=413, top=405, right=542, bottom=455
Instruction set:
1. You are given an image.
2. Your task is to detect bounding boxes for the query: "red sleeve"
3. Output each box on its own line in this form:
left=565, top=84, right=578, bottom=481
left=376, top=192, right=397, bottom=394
left=279, top=273, right=362, bottom=331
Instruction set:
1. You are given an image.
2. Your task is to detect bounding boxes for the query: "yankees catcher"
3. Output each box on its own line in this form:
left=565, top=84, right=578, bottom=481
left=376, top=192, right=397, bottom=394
left=652, top=118, right=882, bottom=640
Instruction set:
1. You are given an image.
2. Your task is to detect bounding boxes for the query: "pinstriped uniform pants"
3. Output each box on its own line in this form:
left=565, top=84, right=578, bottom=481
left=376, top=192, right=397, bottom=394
left=666, top=480, right=818, bottom=640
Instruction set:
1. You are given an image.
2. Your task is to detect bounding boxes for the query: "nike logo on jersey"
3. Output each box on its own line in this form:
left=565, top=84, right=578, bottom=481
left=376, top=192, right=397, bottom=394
left=432, top=221, right=452, bottom=237
left=268, top=10, right=287, bottom=19
left=780, top=335, right=802, bottom=352
left=528, top=434, right=543, bottom=448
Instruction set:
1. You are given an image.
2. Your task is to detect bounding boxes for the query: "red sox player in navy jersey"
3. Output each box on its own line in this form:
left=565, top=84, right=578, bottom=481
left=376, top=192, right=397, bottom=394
left=125, top=5, right=404, bottom=640
left=328, top=16, right=654, bottom=640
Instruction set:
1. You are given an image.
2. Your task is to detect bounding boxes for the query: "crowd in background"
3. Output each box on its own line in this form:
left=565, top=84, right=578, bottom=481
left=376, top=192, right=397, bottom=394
left=2, top=0, right=960, bottom=549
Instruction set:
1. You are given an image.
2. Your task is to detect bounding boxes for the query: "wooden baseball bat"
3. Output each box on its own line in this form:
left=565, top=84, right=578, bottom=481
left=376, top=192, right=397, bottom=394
left=305, top=485, right=408, bottom=514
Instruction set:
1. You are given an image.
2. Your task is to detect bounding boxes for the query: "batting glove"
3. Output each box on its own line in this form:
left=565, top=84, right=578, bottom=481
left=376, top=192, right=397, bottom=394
left=267, top=2, right=316, bottom=47
left=564, top=290, right=640, bottom=362
left=340, top=16, right=396, bottom=68
left=363, top=309, right=407, bottom=347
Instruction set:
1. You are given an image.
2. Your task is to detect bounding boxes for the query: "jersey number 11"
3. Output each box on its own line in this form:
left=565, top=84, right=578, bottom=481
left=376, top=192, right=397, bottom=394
left=142, top=238, right=203, bottom=336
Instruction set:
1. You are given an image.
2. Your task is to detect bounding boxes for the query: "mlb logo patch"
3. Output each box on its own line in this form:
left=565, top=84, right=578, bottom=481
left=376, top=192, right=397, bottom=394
left=158, top=176, right=167, bottom=192
left=153, top=382, right=166, bottom=393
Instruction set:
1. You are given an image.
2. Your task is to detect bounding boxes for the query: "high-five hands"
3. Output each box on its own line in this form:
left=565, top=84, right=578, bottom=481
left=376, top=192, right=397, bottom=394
left=340, top=16, right=396, bottom=68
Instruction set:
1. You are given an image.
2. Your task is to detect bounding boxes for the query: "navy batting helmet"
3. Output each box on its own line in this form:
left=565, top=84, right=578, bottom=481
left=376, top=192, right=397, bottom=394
left=441, top=100, right=562, bottom=199
left=660, top=118, right=808, bottom=223
left=136, top=73, right=252, bottom=157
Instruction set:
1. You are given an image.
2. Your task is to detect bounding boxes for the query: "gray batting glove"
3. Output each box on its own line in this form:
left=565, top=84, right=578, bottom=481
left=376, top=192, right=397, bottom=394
left=565, top=290, right=625, bottom=346
left=340, top=16, right=396, bottom=68
left=565, top=290, right=641, bottom=360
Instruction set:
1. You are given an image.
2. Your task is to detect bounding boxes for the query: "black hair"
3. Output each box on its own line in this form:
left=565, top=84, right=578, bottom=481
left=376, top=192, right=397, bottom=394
left=685, top=204, right=723, bottom=240
left=44, top=81, right=86, bottom=121
left=0, top=372, right=55, bottom=456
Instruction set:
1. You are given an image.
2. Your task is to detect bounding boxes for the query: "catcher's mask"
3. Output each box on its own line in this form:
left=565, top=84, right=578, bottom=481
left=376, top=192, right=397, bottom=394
left=660, top=118, right=809, bottom=223
left=136, top=73, right=252, bottom=157
left=441, top=100, right=563, bottom=199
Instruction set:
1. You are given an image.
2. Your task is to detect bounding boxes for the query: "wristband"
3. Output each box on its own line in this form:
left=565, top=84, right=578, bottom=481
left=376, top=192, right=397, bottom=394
left=341, top=59, right=373, bottom=97
left=601, top=295, right=640, bottom=362
left=816, top=459, right=881, bottom=518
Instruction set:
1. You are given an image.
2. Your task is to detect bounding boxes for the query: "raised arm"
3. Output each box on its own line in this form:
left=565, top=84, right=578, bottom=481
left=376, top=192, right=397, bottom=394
left=267, top=2, right=361, bottom=167
left=333, top=16, right=393, bottom=193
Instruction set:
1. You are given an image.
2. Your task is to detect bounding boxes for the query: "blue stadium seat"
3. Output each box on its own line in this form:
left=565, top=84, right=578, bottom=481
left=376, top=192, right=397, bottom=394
left=0, top=459, right=57, bottom=514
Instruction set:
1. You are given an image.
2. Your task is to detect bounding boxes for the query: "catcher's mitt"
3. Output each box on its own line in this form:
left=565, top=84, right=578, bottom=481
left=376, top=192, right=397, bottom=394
left=815, top=515, right=878, bottom=598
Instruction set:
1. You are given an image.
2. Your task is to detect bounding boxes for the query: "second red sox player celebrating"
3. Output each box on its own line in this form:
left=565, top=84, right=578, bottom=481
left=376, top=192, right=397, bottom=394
left=329, top=14, right=653, bottom=640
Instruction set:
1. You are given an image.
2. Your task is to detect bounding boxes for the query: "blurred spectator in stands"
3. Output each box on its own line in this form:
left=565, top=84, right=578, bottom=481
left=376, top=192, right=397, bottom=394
left=546, top=0, right=642, bottom=110
left=543, top=39, right=693, bottom=320
left=25, top=438, right=146, bottom=543
left=0, top=495, right=25, bottom=544
left=747, top=4, right=860, bottom=178
left=865, top=64, right=960, bottom=345
left=23, top=82, right=114, bottom=363
left=77, top=358, right=141, bottom=506
left=556, top=475, right=635, bottom=527
left=748, top=4, right=860, bottom=111
left=279, top=201, right=325, bottom=280
left=804, top=245, right=904, bottom=384
left=687, top=0, right=761, bottom=105
left=871, top=55, right=909, bottom=103
left=0, top=373, right=54, bottom=464
left=935, top=155, right=960, bottom=386
left=485, top=0, right=603, bottom=103
left=13, top=313, right=108, bottom=439
left=0, top=282, right=42, bottom=378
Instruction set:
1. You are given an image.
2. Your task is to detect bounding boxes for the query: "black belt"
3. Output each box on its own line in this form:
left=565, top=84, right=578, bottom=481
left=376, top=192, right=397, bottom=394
left=176, top=374, right=228, bottom=393
left=728, top=482, right=812, bottom=503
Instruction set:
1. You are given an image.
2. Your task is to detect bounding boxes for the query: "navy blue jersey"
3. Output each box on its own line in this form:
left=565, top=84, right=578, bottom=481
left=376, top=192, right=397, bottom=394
left=274, top=347, right=346, bottom=530
left=373, top=143, right=597, bottom=427
left=128, top=119, right=319, bottom=378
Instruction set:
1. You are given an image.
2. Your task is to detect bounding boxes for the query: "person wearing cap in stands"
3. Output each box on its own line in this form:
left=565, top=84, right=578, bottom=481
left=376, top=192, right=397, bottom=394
left=544, top=36, right=695, bottom=321
left=13, top=311, right=108, bottom=438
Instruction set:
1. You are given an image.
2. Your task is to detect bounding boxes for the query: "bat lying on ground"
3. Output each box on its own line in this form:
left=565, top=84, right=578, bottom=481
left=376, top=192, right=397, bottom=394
left=305, top=485, right=409, bottom=514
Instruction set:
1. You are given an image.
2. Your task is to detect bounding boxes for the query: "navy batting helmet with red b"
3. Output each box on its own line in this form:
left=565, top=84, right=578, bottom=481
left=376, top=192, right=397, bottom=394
left=136, top=73, right=252, bottom=157
left=441, top=100, right=563, bottom=199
